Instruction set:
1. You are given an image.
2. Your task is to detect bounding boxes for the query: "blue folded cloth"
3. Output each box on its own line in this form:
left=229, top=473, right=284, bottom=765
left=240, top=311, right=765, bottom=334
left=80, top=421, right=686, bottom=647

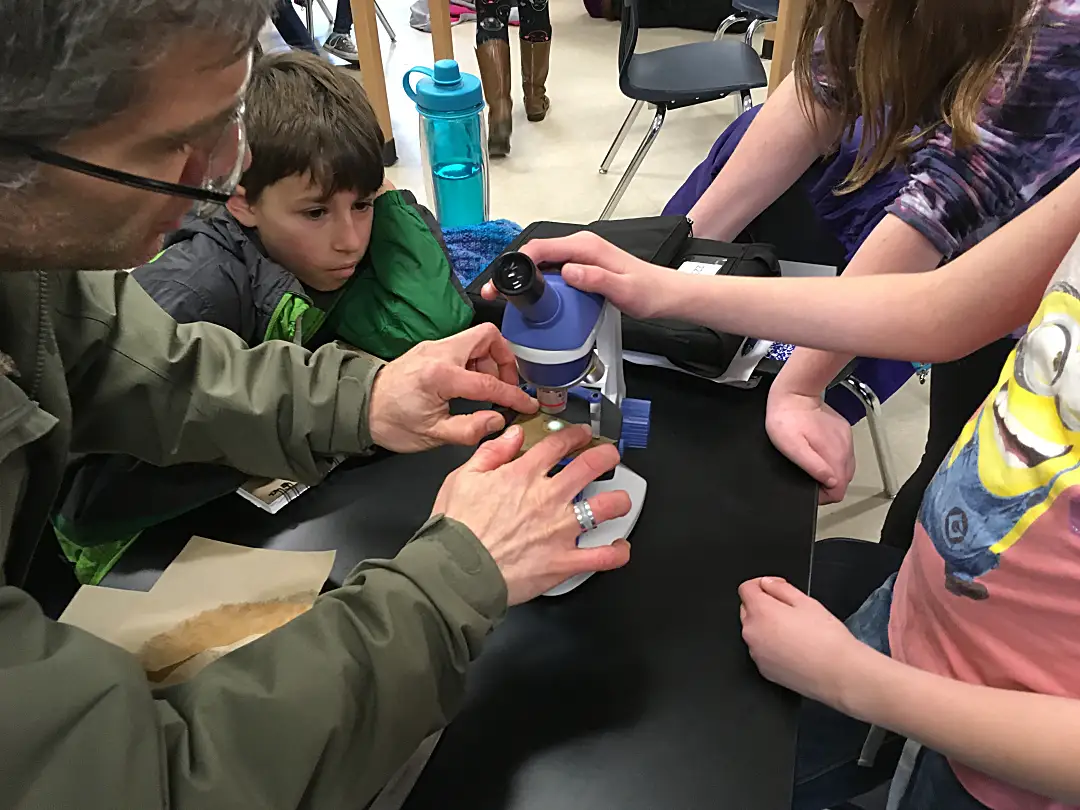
left=444, top=219, right=523, bottom=287
left=768, top=343, right=794, bottom=363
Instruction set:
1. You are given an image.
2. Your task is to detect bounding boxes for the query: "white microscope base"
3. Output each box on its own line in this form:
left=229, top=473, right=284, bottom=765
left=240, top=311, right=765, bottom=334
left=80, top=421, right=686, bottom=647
left=544, top=463, right=646, bottom=596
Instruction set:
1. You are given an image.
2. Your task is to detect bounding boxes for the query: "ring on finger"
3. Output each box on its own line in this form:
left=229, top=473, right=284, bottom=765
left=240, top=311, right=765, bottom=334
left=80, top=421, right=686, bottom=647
left=573, top=499, right=597, bottom=533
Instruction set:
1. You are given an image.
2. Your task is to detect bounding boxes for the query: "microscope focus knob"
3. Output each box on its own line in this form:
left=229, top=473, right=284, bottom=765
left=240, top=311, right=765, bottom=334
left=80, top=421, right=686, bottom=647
left=620, top=398, right=651, bottom=451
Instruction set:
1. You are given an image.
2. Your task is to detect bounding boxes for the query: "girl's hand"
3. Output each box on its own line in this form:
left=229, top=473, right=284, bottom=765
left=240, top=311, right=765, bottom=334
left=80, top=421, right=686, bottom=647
left=765, top=385, right=856, bottom=504
left=480, top=232, right=679, bottom=321
left=739, top=576, right=875, bottom=711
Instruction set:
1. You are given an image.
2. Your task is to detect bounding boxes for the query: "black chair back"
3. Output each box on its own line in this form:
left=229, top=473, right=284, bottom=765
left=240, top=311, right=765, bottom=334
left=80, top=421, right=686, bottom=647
left=733, top=0, right=780, bottom=19
left=617, top=0, right=641, bottom=85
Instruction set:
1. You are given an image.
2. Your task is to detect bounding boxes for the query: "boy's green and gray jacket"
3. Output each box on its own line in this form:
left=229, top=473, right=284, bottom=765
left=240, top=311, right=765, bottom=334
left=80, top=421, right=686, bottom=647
left=0, top=268, right=506, bottom=808
left=55, top=189, right=473, bottom=582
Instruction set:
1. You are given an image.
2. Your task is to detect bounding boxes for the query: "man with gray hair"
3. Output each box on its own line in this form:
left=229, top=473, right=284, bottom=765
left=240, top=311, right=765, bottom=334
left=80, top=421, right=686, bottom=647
left=0, top=2, right=631, bottom=806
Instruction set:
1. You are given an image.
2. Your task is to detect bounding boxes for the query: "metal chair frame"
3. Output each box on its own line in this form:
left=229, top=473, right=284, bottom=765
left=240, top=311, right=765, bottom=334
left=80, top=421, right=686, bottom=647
left=598, top=0, right=758, bottom=220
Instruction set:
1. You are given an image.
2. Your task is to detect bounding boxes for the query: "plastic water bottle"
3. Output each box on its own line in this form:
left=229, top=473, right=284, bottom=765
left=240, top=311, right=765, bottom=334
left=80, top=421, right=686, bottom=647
left=403, top=60, right=489, bottom=228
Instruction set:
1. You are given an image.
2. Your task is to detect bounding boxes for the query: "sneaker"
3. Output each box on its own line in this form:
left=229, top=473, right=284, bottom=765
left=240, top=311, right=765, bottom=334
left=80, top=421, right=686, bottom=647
left=322, top=31, right=358, bottom=61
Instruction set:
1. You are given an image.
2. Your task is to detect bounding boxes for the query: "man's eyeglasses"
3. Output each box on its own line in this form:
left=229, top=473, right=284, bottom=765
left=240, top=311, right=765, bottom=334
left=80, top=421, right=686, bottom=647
left=0, top=102, right=247, bottom=218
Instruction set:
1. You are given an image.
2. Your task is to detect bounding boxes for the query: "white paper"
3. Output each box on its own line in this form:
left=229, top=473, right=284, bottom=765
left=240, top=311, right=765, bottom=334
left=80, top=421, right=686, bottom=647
left=60, top=537, right=336, bottom=679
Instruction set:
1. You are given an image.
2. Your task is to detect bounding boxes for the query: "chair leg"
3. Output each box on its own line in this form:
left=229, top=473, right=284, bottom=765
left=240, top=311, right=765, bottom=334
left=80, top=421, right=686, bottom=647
left=305, top=0, right=317, bottom=36
left=315, top=0, right=334, bottom=24
left=744, top=17, right=765, bottom=48
left=599, top=99, right=645, bottom=174
left=375, top=2, right=398, bottom=42
left=739, top=89, right=754, bottom=114
left=598, top=104, right=666, bottom=221
left=839, top=375, right=899, bottom=499
left=714, top=13, right=747, bottom=40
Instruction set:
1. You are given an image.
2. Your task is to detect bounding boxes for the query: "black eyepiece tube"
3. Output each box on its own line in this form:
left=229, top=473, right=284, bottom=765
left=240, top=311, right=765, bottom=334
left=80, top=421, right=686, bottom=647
left=490, top=251, right=561, bottom=323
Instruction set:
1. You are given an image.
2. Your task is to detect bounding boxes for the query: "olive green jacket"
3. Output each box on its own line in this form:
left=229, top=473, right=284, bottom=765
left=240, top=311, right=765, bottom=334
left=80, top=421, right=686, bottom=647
left=0, top=269, right=507, bottom=808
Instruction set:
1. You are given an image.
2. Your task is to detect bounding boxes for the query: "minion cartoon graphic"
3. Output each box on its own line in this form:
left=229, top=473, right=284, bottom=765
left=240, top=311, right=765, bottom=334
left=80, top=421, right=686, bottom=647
left=918, top=280, right=1080, bottom=600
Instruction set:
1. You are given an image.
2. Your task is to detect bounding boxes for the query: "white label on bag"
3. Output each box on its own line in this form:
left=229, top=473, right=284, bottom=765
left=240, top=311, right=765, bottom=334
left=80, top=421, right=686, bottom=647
left=677, top=259, right=728, bottom=276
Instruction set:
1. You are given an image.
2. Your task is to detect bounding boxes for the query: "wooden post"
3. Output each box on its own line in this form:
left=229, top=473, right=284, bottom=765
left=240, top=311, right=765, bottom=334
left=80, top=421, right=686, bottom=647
left=767, top=0, right=807, bottom=95
left=350, top=0, right=397, bottom=164
left=429, top=0, right=455, bottom=62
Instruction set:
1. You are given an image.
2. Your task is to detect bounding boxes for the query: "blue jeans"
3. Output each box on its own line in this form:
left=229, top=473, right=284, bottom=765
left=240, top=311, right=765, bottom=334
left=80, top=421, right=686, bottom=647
left=273, top=0, right=320, bottom=53
left=273, top=0, right=354, bottom=52
left=897, top=748, right=990, bottom=810
left=794, top=554, right=989, bottom=809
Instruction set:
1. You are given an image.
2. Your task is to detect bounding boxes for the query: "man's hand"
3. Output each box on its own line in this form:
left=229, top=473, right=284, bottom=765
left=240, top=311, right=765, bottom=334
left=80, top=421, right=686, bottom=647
left=369, top=324, right=538, bottom=453
left=765, top=385, right=855, bottom=504
left=739, top=576, right=876, bottom=711
left=433, top=423, right=633, bottom=605
left=480, top=232, right=678, bottom=321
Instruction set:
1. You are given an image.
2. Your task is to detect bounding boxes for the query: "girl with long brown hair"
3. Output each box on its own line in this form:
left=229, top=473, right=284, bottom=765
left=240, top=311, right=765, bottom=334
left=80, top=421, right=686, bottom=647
left=665, top=0, right=1080, bottom=562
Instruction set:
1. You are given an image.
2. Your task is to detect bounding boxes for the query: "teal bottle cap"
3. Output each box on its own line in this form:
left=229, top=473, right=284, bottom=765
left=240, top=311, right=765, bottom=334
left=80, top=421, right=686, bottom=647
left=403, top=59, right=484, bottom=114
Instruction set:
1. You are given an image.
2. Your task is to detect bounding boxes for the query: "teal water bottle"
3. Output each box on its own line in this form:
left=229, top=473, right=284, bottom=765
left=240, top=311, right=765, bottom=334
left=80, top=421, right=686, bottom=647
left=403, top=60, right=490, bottom=228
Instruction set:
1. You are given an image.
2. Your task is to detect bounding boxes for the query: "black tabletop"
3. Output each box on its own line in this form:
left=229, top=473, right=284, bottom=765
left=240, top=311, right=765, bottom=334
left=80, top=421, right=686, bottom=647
left=107, top=363, right=817, bottom=810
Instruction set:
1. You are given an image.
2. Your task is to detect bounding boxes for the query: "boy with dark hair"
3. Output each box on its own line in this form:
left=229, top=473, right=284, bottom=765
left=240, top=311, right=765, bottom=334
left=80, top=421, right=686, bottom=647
left=55, top=51, right=473, bottom=582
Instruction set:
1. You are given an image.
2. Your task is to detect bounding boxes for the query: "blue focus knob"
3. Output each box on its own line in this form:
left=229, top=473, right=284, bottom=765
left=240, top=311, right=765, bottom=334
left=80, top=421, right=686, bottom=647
left=621, top=398, right=651, bottom=450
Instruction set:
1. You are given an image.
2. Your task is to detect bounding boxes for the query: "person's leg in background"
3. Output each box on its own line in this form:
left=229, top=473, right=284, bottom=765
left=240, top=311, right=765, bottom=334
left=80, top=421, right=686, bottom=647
left=518, top=0, right=551, bottom=123
left=878, top=336, right=1018, bottom=550
left=322, top=0, right=359, bottom=61
left=272, top=0, right=322, bottom=55
left=476, top=0, right=514, bottom=157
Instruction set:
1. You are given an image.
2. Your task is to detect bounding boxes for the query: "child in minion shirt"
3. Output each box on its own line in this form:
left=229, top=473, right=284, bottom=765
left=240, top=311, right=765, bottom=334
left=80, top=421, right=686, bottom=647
left=513, top=168, right=1080, bottom=808
left=894, top=273, right=1080, bottom=807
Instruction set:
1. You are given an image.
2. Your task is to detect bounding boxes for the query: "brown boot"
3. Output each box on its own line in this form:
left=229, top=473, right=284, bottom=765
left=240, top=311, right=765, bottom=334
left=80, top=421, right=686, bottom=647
left=476, top=40, right=512, bottom=157
left=521, top=40, right=551, bottom=122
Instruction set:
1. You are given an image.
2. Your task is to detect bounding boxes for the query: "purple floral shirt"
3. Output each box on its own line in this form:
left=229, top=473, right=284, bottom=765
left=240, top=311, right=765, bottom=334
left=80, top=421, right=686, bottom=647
left=813, top=0, right=1080, bottom=258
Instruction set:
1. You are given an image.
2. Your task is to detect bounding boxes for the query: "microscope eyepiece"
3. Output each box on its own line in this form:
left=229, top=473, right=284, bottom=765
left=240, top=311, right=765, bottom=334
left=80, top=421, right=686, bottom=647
left=492, top=252, right=545, bottom=304
left=490, top=251, right=561, bottom=324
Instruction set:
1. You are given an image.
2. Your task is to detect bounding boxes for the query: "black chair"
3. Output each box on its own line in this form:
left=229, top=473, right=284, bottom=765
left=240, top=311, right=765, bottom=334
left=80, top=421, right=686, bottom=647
left=597, top=0, right=768, bottom=220
left=714, top=0, right=780, bottom=52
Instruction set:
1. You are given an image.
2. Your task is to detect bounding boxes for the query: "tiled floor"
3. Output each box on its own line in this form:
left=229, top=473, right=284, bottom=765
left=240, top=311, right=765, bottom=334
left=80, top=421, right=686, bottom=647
left=268, top=0, right=931, bottom=542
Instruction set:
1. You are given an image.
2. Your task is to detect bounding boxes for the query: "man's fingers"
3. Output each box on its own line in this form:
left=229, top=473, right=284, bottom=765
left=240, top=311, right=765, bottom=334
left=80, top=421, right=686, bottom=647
left=443, top=323, right=518, bottom=384
left=569, top=489, right=632, bottom=534
left=481, top=281, right=498, bottom=301
left=758, top=576, right=811, bottom=607
left=514, top=424, right=594, bottom=476
left=551, top=443, right=621, bottom=501
left=434, top=410, right=512, bottom=448
left=464, top=424, right=524, bottom=471
left=560, top=538, right=631, bottom=577
left=469, top=356, right=501, bottom=380
left=464, top=323, right=523, bottom=387
left=438, top=365, right=536, bottom=413
left=462, top=322, right=526, bottom=389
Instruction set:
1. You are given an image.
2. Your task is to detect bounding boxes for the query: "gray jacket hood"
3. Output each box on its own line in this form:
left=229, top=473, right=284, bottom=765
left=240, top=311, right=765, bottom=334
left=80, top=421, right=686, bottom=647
left=133, top=212, right=307, bottom=346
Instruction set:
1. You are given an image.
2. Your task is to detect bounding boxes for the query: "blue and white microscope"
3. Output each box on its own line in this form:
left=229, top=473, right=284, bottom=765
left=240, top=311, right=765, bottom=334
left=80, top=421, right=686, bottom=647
left=489, top=252, right=650, bottom=595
